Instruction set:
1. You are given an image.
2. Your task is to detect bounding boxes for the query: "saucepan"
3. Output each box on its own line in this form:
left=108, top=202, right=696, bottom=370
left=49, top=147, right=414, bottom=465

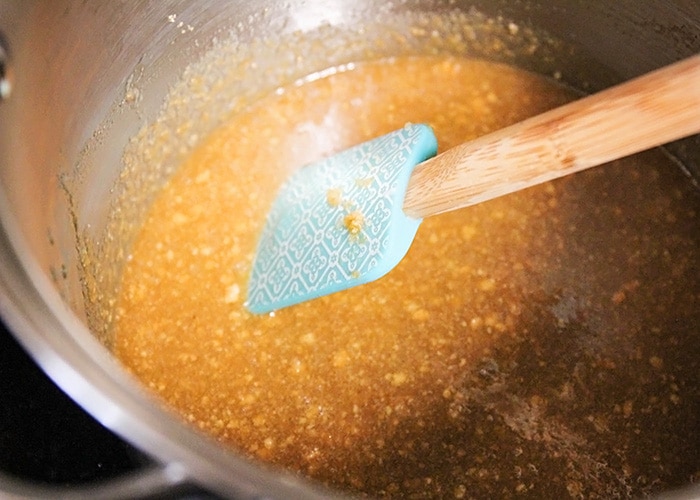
left=0, top=1, right=698, bottom=498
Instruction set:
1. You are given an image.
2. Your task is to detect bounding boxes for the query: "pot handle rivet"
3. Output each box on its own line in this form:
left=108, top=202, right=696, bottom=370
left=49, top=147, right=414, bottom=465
left=0, top=33, right=12, bottom=100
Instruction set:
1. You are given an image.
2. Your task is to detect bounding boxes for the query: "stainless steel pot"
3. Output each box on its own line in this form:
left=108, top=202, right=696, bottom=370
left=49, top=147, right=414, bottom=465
left=0, top=1, right=698, bottom=498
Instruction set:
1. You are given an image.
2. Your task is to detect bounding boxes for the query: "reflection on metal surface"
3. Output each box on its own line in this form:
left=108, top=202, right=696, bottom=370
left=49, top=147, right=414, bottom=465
left=0, top=33, right=11, bottom=100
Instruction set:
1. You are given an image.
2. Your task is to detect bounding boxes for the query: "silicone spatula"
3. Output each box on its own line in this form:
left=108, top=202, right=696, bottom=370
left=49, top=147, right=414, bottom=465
left=246, top=55, right=700, bottom=314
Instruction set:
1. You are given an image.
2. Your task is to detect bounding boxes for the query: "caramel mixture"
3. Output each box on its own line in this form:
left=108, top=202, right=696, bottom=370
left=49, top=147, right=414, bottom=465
left=114, top=56, right=699, bottom=497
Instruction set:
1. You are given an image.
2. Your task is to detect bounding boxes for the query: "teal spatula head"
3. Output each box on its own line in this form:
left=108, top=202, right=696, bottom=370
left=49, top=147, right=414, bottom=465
left=246, top=123, right=438, bottom=314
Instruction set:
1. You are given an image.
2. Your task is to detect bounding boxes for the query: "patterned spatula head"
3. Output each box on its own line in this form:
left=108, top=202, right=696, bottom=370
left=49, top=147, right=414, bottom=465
left=246, top=123, right=438, bottom=314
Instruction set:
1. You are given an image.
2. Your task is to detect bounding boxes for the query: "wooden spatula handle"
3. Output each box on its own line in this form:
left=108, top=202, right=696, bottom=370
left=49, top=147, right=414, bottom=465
left=403, top=55, right=700, bottom=219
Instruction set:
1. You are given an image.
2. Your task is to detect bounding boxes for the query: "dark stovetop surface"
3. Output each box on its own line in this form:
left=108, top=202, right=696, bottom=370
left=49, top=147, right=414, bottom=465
left=0, top=320, right=147, bottom=485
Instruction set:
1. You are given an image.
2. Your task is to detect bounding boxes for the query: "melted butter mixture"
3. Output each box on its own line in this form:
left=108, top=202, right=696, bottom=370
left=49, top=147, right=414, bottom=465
left=114, top=56, right=700, bottom=497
